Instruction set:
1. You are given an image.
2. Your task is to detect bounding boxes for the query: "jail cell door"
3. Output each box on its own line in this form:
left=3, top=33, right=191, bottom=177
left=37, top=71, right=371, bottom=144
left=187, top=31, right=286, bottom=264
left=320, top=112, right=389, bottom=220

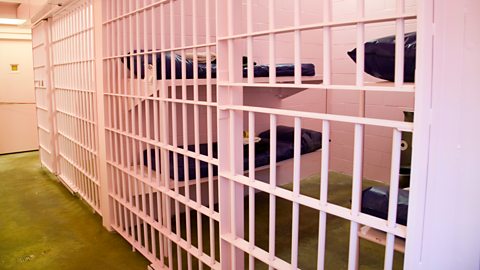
left=31, top=20, right=56, bottom=171
left=50, top=0, right=101, bottom=212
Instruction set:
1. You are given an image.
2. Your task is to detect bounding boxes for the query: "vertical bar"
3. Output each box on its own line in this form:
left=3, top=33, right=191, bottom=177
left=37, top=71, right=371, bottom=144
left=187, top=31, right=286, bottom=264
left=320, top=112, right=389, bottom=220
left=247, top=112, right=255, bottom=181
left=93, top=0, right=112, bottom=228
left=246, top=0, right=254, bottom=84
left=191, top=0, right=204, bottom=266
left=218, top=0, right=245, bottom=267
left=291, top=117, right=302, bottom=269
left=121, top=1, right=131, bottom=223
left=317, top=120, right=330, bottom=270
left=46, top=18, right=59, bottom=174
left=268, top=114, right=277, bottom=268
left=159, top=2, right=174, bottom=267
left=169, top=2, right=183, bottom=269
left=150, top=2, right=162, bottom=266
left=395, top=0, right=405, bottom=87
left=293, top=0, right=301, bottom=85
left=180, top=1, right=193, bottom=269
left=118, top=0, right=127, bottom=222
left=404, top=0, right=435, bottom=267
left=356, top=0, right=366, bottom=117
left=248, top=111, right=255, bottom=270
left=205, top=0, right=216, bottom=265
left=384, top=129, right=402, bottom=270
left=348, top=124, right=364, bottom=270
left=268, top=0, right=276, bottom=84
left=322, top=0, right=332, bottom=86
left=228, top=109, right=238, bottom=267
left=135, top=1, right=144, bottom=182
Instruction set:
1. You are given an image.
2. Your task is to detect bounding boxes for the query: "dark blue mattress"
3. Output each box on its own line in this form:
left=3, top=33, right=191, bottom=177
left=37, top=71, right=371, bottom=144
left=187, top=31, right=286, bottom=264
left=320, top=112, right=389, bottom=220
left=361, top=186, right=409, bottom=226
left=143, top=126, right=322, bottom=181
left=348, top=32, right=416, bottom=82
left=123, top=52, right=315, bottom=80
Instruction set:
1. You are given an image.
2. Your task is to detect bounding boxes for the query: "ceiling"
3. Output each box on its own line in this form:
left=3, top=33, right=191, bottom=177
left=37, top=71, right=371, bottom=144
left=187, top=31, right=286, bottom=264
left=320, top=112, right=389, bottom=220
left=0, top=0, right=67, bottom=26
left=0, top=0, right=29, bottom=3
left=0, top=2, right=19, bottom=18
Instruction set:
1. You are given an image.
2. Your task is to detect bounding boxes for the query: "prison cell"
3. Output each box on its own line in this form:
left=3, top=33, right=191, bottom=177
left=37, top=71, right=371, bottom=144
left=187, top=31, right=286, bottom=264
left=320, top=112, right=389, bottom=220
left=32, top=0, right=419, bottom=269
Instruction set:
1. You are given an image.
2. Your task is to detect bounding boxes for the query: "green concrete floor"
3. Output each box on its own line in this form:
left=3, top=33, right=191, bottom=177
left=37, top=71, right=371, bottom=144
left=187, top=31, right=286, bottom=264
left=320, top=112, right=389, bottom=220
left=0, top=151, right=149, bottom=270
left=0, top=151, right=403, bottom=270
left=173, top=171, right=404, bottom=269
left=248, top=173, right=404, bottom=269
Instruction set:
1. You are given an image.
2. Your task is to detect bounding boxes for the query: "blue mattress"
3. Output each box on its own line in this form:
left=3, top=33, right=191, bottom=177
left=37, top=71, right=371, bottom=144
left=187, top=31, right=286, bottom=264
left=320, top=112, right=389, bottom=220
left=361, top=186, right=409, bottom=226
left=143, top=126, right=322, bottom=181
left=348, top=32, right=416, bottom=82
left=123, top=52, right=315, bottom=80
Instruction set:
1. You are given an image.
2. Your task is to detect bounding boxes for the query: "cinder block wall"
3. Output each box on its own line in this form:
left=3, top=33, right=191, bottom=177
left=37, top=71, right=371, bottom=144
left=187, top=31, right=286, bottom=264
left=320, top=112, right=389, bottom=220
left=278, top=0, right=417, bottom=182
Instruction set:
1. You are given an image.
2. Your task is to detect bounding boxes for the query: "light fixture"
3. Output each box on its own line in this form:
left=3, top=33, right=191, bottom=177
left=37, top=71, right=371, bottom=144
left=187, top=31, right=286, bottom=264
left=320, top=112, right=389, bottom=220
left=0, top=18, right=27, bottom=25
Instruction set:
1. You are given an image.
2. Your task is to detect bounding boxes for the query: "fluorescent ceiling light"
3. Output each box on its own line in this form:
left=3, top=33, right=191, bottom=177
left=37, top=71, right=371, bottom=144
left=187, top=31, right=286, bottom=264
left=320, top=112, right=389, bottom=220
left=0, top=18, right=27, bottom=25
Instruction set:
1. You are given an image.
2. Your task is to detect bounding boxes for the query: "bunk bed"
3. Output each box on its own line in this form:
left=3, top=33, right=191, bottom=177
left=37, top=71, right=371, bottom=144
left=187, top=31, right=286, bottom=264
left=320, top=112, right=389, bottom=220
left=118, top=51, right=323, bottom=110
left=359, top=186, right=409, bottom=252
left=142, top=125, right=322, bottom=181
left=122, top=51, right=316, bottom=80
left=130, top=126, right=323, bottom=213
left=119, top=48, right=325, bottom=194
left=349, top=32, right=416, bottom=253
left=125, top=32, right=416, bottom=242
left=348, top=32, right=417, bottom=82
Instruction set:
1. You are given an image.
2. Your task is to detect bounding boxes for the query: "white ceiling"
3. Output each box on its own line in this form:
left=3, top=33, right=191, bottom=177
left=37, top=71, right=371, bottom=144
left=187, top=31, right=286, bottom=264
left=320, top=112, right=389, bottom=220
left=0, top=0, right=66, bottom=24
left=0, top=0, right=29, bottom=3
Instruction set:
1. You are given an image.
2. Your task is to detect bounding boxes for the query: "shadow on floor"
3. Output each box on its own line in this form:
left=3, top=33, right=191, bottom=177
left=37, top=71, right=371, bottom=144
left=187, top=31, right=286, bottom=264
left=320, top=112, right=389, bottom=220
left=0, top=151, right=149, bottom=270
left=170, top=172, right=404, bottom=270
left=0, top=151, right=404, bottom=270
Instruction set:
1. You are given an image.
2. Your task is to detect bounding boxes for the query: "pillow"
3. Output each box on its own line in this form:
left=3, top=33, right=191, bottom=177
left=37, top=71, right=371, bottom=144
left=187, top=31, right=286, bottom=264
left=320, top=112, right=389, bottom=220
left=347, top=32, right=416, bottom=82
left=258, top=125, right=322, bottom=154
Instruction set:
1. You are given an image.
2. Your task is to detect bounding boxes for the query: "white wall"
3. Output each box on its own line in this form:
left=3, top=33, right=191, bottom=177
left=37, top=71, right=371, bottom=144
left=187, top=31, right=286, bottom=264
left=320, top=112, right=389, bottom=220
left=406, top=0, right=480, bottom=268
left=0, top=36, right=38, bottom=154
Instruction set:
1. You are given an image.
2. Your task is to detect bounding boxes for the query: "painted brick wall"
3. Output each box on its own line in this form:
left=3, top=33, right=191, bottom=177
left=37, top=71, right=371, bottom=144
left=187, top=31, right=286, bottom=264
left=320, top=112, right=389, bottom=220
left=129, top=0, right=418, bottom=183
left=279, top=0, right=417, bottom=182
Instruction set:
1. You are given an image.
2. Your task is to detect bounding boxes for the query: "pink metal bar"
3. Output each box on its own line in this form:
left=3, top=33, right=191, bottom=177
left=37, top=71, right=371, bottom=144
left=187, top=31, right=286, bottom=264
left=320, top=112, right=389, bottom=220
left=30, top=1, right=423, bottom=269
left=395, top=0, right=406, bottom=87
left=356, top=0, right=366, bottom=118
left=348, top=124, right=364, bottom=270
left=317, top=120, right=330, bottom=270
left=248, top=111, right=255, bottom=270
left=49, top=1, right=102, bottom=213
left=293, top=0, right=301, bottom=85
left=268, top=0, right=276, bottom=84
left=268, top=114, right=277, bottom=268
left=384, top=129, right=402, bottom=269
left=291, top=117, right=302, bottom=269
left=323, top=0, right=332, bottom=86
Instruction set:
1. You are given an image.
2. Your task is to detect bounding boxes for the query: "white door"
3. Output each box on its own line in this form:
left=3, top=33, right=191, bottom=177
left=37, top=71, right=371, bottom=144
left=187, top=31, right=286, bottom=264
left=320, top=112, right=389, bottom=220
left=0, top=38, right=38, bottom=154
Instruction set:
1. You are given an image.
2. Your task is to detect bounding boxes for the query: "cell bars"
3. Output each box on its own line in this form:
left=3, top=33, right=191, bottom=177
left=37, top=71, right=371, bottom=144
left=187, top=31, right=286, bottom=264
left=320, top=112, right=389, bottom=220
left=33, top=21, right=56, bottom=173
left=216, top=1, right=415, bottom=270
left=50, top=0, right=101, bottom=212
left=102, top=0, right=219, bottom=269
left=31, top=0, right=416, bottom=269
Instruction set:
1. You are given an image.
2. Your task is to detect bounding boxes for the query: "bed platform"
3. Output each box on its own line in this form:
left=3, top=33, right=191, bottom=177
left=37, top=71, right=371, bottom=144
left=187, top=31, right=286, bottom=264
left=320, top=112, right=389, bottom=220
left=126, top=147, right=322, bottom=222
left=130, top=126, right=322, bottom=212
left=122, top=52, right=316, bottom=80
left=119, top=52, right=322, bottom=110
left=359, top=186, right=410, bottom=253
left=142, top=126, right=322, bottom=181
left=358, top=226, right=406, bottom=253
